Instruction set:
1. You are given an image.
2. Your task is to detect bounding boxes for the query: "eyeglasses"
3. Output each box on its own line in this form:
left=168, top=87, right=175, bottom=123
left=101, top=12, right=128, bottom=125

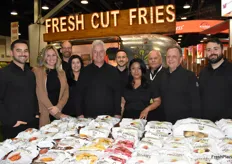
left=62, top=47, right=72, bottom=50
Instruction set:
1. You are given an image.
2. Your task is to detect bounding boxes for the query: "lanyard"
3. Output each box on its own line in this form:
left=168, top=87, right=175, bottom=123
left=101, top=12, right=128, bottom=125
left=150, top=66, right=162, bottom=81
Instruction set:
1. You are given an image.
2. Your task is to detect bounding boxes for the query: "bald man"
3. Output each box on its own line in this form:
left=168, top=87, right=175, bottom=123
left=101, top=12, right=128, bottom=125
left=146, top=50, right=166, bottom=121
left=60, top=40, right=72, bottom=72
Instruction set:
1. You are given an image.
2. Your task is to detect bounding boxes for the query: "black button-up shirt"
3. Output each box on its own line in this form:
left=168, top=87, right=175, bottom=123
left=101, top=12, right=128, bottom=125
left=155, top=65, right=201, bottom=123
left=116, top=67, right=129, bottom=91
left=0, top=62, right=39, bottom=126
left=76, top=62, right=121, bottom=117
left=199, top=59, right=232, bottom=121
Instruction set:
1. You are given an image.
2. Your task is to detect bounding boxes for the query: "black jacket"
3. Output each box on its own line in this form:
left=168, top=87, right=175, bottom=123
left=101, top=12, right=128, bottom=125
left=199, top=59, right=232, bottom=121
left=0, top=62, right=39, bottom=126
left=155, top=65, right=201, bottom=123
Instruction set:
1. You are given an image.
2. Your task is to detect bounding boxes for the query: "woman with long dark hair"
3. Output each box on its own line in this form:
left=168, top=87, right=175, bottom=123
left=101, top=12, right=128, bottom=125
left=121, top=58, right=161, bottom=120
left=62, top=55, right=84, bottom=117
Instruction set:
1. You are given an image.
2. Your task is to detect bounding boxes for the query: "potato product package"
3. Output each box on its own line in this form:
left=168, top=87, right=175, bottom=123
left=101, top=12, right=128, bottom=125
left=88, top=119, right=114, bottom=130
left=75, top=118, right=94, bottom=128
left=127, top=149, right=159, bottom=164
left=74, top=151, right=104, bottom=164
left=193, top=155, right=218, bottom=164
left=79, top=126, right=110, bottom=138
left=96, top=153, right=129, bottom=164
left=173, top=119, right=224, bottom=139
left=158, top=150, right=192, bottom=164
left=56, top=136, right=90, bottom=153
left=188, top=137, right=218, bottom=154
left=120, top=118, right=147, bottom=131
left=6, top=147, right=39, bottom=164
left=105, top=145, right=134, bottom=157
left=112, top=127, right=140, bottom=142
left=95, top=115, right=120, bottom=125
left=145, top=121, right=172, bottom=135
left=0, top=142, right=15, bottom=160
left=92, top=137, right=114, bottom=147
left=114, top=139, right=136, bottom=148
left=216, top=119, right=232, bottom=137
left=35, top=149, right=72, bottom=163
left=144, top=131, right=170, bottom=140
left=135, top=137, right=162, bottom=150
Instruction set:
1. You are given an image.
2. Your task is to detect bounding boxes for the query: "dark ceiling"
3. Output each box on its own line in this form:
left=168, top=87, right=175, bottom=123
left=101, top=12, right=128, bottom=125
left=0, top=0, right=228, bottom=47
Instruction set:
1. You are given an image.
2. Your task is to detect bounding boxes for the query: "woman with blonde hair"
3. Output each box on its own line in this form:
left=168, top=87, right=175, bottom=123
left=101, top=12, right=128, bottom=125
left=33, top=45, right=69, bottom=127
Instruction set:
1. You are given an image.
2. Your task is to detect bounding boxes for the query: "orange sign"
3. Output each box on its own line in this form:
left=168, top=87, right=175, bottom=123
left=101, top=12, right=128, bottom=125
left=176, top=20, right=228, bottom=34
left=11, top=22, right=19, bottom=43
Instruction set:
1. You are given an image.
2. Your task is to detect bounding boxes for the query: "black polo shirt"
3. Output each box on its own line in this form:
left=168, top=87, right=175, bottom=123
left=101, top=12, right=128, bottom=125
left=146, top=66, right=166, bottom=121
left=116, top=67, right=129, bottom=90
left=199, top=59, right=232, bottom=121
left=155, top=65, right=201, bottom=123
left=123, top=84, right=159, bottom=119
left=76, top=62, right=121, bottom=117
left=0, top=62, right=39, bottom=126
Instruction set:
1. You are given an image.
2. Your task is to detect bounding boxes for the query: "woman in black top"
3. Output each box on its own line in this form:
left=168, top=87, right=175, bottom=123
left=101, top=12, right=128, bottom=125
left=121, top=58, right=161, bottom=120
left=63, top=55, right=84, bottom=117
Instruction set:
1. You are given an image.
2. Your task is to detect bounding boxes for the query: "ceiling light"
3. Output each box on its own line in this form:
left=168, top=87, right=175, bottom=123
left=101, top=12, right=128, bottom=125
left=11, top=10, right=18, bottom=15
left=42, top=5, right=49, bottom=10
left=178, top=41, right=181, bottom=44
left=203, top=37, right=207, bottom=40
left=207, top=34, right=211, bottom=36
left=178, top=35, right=183, bottom=37
left=81, top=0, right=88, bottom=4
left=178, top=38, right=182, bottom=40
left=183, top=2, right=190, bottom=9
left=181, top=16, right=187, bottom=20
left=18, top=33, right=21, bottom=36
left=200, top=40, right=204, bottom=42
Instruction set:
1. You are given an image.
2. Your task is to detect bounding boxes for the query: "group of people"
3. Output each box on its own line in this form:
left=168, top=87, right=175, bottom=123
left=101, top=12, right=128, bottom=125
left=0, top=37, right=232, bottom=140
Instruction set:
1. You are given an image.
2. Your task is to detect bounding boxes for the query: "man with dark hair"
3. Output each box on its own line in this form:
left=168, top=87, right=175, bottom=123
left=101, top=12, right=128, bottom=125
left=154, top=45, right=201, bottom=123
left=0, top=39, right=39, bottom=139
left=199, top=37, right=232, bottom=121
left=60, top=40, right=72, bottom=72
left=115, top=49, right=129, bottom=89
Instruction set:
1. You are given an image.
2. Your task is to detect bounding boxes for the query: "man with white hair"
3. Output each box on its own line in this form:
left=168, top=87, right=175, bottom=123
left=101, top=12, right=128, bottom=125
left=154, top=45, right=201, bottom=123
left=76, top=40, right=121, bottom=118
left=146, top=50, right=166, bottom=121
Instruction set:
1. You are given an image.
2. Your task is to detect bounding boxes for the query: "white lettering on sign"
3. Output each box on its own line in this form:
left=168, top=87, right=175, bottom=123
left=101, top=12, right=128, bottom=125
left=45, top=5, right=176, bottom=33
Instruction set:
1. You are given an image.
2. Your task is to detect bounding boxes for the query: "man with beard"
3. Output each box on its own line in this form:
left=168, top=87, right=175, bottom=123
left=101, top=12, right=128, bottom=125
left=0, top=39, right=39, bottom=139
left=115, top=49, right=129, bottom=89
left=60, top=40, right=72, bottom=72
left=199, top=37, right=232, bottom=121
left=146, top=50, right=166, bottom=121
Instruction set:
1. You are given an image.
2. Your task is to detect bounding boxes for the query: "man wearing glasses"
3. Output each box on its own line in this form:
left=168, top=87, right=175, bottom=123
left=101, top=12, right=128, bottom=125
left=199, top=37, right=232, bottom=121
left=60, top=40, right=72, bottom=72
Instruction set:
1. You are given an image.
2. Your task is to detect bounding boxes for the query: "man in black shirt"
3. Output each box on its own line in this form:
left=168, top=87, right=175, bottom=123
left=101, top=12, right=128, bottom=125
left=155, top=45, right=201, bottom=123
left=146, top=50, right=166, bottom=121
left=0, top=39, right=39, bottom=139
left=76, top=40, right=121, bottom=118
left=115, top=49, right=129, bottom=89
left=199, top=37, right=232, bottom=121
left=60, top=40, right=72, bottom=72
